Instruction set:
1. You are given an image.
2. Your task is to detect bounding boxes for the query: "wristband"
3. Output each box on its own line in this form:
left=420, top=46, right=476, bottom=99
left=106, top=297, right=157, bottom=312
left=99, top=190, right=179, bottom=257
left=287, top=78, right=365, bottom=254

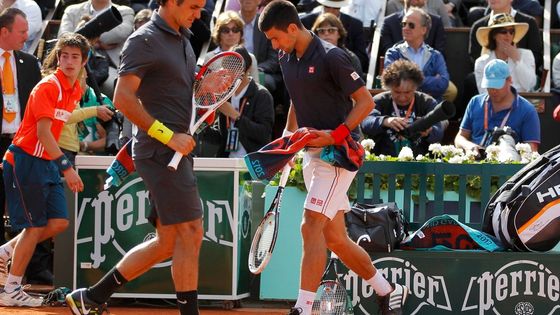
left=147, top=120, right=174, bottom=145
left=282, top=129, right=293, bottom=137
left=330, top=123, right=351, bottom=145
left=54, top=154, right=73, bottom=172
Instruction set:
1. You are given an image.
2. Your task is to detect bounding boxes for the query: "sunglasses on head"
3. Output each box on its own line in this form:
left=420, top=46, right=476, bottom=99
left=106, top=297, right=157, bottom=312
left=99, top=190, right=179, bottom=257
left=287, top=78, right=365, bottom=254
left=220, top=26, right=241, bottom=34
left=401, top=21, right=416, bottom=29
left=316, top=27, right=338, bottom=35
left=496, top=28, right=515, bottom=35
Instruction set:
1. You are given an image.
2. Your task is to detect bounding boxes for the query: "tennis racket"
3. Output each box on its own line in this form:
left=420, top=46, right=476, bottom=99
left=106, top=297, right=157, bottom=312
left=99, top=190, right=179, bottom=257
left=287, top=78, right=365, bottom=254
left=248, top=164, right=291, bottom=274
left=312, top=252, right=354, bottom=315
left=167, top=51, right=245, bottom=170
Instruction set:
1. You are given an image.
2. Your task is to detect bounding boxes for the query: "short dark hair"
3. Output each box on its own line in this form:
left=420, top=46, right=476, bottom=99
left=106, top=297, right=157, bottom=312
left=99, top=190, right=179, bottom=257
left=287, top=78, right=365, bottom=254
left=231, top=45, right=252, bottom=73
left=157, top=0, right=185, bottom=8
left=0, top=8, right=26, bottom=31
left=486, top=27, right=512, bottom=51
left=382, top=59, right=424, bottom=88
left=258, top=0, right=303, bottom=32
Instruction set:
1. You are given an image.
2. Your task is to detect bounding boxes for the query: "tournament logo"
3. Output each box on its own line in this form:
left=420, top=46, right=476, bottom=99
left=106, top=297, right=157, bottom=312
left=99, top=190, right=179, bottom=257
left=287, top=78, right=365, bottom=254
left=461, top=260, right=560, bottom=315
left=343, top=257, right=451, bottom=315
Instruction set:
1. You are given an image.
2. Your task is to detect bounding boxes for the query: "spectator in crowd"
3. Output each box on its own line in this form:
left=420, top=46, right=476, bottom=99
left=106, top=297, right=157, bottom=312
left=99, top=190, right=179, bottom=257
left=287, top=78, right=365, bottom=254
left=474, top=13, right=535, bottom=93
left=455, top=59, right=540, bottom=153
left=0, top=0, right=41, bottom=50
left=340, top=0, right=383, bottom=28
left=311, top=12, right=363, bottom=79
left=552, top=51, right=560, bottom=88
left=381, top=0, right=447, bottom=55
left=58, top=0, right=134, bottom=68
left=387, top=0, right=453, bottom=27
left=215, top=45, right=274, bottom=157
left=470, top=0, right=543, bottom=27
left=469, top=0, right=542, bottom=71
left=385, top=8, right=455, bottom=102
left=75, top=15, right=111, bottom=87
left=0, top=32, right=88, bottom=307
left=237, top=0, right=282, bottom=93
left=205, top=11, right=259, bottom=84
left=361, top=60, right=444, bottom=156
left=300, top=0, right=369, bottom=71
left=133, top=8, right=152, bottom=29
left=0, top=8, right=42, bottom=282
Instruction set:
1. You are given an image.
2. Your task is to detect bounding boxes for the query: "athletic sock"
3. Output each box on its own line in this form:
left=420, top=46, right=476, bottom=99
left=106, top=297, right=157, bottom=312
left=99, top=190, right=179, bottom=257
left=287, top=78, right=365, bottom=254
left=0, top=244, right=13, bottom=261
left=176, top=290, right=199, bottom=315
left=366, top=270, right=393, bottom=296
left=294, top=289, right=315, bottom=315
left=86, top=267, right=128, bottom=304
left=4, top=274, right=22, bottom=293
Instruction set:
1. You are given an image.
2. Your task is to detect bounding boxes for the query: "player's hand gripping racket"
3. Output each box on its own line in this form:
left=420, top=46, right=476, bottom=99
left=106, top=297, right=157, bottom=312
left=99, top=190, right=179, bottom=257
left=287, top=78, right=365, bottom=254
left=312, top=252, right=354, bottom=315
left=167, top=51, right=245, bottom=170
left=248, top=164, right=291, bottom=274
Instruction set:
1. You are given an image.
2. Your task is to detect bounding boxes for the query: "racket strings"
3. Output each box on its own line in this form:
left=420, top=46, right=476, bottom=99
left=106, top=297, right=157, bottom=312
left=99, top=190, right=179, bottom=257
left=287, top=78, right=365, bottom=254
left=248, top=215, right=276, bottom=271
left=195, top=55, right=245, bottom=108
left=312, top=281, right=349, bottom=315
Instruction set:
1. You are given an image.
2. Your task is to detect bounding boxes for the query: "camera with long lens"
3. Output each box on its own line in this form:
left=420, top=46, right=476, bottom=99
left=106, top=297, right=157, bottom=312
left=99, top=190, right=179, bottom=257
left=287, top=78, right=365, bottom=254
left=100, top=108, right=124, bottom=155
left=476, top=126, right=520, bottom=161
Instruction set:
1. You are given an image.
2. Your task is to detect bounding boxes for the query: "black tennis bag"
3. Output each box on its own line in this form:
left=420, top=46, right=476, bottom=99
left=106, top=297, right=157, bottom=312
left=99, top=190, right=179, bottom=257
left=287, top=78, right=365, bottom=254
left=482, top=144, right=560, bottom=251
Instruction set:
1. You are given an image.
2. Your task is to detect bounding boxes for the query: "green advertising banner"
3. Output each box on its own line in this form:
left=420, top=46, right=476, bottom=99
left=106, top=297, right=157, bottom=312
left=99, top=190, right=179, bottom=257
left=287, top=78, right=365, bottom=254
left=75, top=168, right=251, bottom=299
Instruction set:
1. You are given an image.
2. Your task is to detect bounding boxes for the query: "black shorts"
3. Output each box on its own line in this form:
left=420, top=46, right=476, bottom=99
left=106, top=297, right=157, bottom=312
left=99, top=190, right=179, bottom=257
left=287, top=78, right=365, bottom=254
left=134, top=147, right=202, bottom=226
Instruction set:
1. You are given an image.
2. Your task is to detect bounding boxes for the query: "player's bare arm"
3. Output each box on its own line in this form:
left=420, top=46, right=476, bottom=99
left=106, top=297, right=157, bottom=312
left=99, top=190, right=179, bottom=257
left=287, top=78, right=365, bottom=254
left=114, top=74, right=195, bottom=155
left=36, top=118, right=83, bottom=192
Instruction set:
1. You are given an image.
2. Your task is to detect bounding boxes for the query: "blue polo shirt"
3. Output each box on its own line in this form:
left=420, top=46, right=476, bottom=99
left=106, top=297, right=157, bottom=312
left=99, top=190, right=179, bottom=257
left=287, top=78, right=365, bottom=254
left=280, top=34, right=364, bottom=132
left=460, top=88, right=541, bottom=145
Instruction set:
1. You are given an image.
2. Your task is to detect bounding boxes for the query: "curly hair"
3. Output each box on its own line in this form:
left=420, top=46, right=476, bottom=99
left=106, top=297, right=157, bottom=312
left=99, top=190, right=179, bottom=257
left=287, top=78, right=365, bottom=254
left=212, top=11, right=245, bottom=47
left=382, top=59, right=424, bottom=89
left=311, top=13, right=347, bottom=48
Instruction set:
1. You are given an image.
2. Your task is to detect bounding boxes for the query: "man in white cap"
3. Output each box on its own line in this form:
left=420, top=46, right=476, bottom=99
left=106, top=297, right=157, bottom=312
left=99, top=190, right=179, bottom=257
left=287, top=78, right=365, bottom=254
left=300, top=0, right=369, bottom=70
left=455, top=59, right=540, bottom=154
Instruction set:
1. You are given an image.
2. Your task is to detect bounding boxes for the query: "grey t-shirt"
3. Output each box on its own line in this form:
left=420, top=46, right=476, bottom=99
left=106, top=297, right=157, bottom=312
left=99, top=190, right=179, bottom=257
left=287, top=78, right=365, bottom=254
left=119, top=13, right=197, bottom=159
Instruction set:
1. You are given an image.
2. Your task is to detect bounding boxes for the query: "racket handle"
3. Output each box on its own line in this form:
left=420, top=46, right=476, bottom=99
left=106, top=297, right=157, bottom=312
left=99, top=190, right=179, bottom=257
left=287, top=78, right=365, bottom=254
left=168, top=152, right=182, bottom=170
left=278, top=164, right=291, bottom=188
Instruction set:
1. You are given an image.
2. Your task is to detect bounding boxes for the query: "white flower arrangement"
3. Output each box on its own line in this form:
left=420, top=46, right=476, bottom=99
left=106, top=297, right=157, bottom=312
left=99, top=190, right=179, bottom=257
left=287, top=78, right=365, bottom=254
left=360, top=139, right=375, bottom=152
left=397, top=147, right=414, bottom=161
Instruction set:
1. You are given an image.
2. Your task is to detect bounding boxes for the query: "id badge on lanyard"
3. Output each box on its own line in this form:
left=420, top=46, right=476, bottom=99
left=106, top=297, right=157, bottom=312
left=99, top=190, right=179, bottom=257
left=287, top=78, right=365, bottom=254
left=3, top=94, right=17, bottom=113
left=480, top=96, right=513, bottom=146
left=225, top=126, right=239, bottom=152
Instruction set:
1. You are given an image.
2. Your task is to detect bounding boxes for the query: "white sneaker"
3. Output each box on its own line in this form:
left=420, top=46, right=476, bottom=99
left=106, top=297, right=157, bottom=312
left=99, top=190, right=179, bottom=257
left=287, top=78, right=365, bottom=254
left=0, top=256, right=8, bottom=286
left=0, top=285, right=44, bottom=307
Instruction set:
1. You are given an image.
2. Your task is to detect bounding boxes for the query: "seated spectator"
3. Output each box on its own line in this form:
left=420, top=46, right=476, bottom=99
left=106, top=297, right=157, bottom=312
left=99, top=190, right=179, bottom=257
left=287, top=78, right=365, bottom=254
left=340, top=0, right=383, bottom=28
left=474, top=13, right=535, bottom=93
left=214, top=45, right=274, bottom=157
left=553, top=52, right=560, bottom=89
left=0, top=0, right=41, bottom=50
left=385, top=7, right=454, bottom=102
left=205, top=11, right=260, bottom=84
left=76, top=15, right=111, bottom=87
left=387, top=0, right=453, bottom=27
left=133, top=8, right=152, bottom=30
left=470, top=0, right=543, bottom=27
left=455, top=59, right=540, bottom=153
left=58, top=0, right=134, bottom=68
left=361, top=59, right=444, bottom=156
left=300, top=0, right=369, bottom=71
left=381, top=0, right=447, bottom=55
left=469, top=0, right=542, bottom=70
left=311, top=13, right=363, bottom=79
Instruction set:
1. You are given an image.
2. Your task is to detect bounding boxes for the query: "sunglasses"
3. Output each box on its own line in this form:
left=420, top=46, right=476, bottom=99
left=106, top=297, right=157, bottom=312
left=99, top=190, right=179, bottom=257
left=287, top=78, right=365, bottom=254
left=401, top=21, right=416, bottom=29
left=316, top=27, right=338, bottom=35
left=496, top=28, right=515, bottom=35
left=220, top=26, right=242, bottom=34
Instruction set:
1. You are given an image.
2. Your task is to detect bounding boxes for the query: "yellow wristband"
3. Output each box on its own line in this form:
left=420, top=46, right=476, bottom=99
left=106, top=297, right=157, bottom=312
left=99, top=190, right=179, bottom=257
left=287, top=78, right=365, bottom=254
left=147, top=120, right=174, bottom=145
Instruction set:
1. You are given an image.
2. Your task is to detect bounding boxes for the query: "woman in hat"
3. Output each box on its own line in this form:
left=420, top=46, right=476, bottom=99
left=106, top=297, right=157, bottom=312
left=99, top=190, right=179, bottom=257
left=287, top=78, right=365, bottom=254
left=474, top=13, right=536, bottom=93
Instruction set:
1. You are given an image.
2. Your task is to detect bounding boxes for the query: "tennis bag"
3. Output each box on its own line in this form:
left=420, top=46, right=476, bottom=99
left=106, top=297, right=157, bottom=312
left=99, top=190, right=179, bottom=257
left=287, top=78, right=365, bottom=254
left=482, top=144, right=560, bottom=251
left=345, top=202, right=407, bottom=252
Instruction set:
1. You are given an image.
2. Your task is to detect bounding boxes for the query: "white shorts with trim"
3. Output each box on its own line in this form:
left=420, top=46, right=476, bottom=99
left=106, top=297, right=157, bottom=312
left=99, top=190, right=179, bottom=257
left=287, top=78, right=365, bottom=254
left=303, top=148, right=356, bottom=220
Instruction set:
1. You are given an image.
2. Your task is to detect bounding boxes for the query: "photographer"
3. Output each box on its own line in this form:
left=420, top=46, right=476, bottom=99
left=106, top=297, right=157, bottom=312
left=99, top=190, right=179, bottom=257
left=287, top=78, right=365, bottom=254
left=361, top=59, right=445, bottom=156
left=455, top=59, right=540, bottom=154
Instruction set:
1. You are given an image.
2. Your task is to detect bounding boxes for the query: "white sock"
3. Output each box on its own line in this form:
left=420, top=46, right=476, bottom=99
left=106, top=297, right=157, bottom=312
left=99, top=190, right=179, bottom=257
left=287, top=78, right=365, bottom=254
left=4, top=274, right=22, bottom=293
left=366, top=270, right=393, bottom=297
left=0, top=244, right=13, bottom=261
left=294, top=289, right=316, bottom=315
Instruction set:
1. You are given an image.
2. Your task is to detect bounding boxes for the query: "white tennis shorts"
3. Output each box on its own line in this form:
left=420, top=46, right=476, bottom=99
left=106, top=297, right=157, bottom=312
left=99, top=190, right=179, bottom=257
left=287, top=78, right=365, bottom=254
left=302, top=147, right=356, bottom=220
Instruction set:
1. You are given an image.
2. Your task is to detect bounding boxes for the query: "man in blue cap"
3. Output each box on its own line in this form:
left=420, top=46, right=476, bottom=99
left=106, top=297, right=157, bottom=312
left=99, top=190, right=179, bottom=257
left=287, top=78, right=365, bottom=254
left=455, top=59, right=540, bottom=153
